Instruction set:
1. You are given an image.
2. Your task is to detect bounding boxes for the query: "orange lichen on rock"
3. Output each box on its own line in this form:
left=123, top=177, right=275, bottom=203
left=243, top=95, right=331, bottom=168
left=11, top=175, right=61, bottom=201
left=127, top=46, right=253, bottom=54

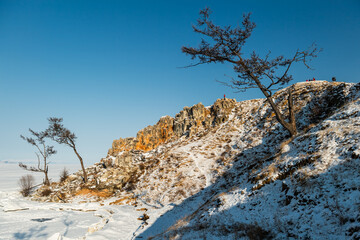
left=135, top=120, right=174, bottom=150
left=134, top=115, right=175, bottom=151
left=136, top=208, right=148, bottom=212
left=109, top=116, right=175, bottom=154
left=108, top=99, right=237, bottom=156
left=75, top=188, right=113, bottom=198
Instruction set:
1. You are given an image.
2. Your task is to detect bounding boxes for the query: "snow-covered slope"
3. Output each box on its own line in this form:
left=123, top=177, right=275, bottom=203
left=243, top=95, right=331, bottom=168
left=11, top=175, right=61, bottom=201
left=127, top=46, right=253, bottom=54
left=11, top=81, right=359, bottom=239
left=135, top=81, right=360, bottom=239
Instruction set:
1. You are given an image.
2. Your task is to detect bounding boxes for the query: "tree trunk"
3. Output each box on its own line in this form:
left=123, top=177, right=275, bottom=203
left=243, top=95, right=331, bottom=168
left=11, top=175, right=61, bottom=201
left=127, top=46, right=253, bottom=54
left=247, top=70, right=297, bottom=137
left=73, top=147, right=88, bottom=183
left=43, top=169, right=50, bottom=186
left=43, top=156, right=50, bottom=186
left=287, top=87, right=297, bottom=136
left=263, top=89, right=297, bottom=137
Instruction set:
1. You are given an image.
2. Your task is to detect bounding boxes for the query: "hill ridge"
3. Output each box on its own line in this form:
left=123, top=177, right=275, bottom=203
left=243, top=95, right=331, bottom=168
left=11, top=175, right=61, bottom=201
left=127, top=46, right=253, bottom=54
left=31, top=81, right=360, bottom=239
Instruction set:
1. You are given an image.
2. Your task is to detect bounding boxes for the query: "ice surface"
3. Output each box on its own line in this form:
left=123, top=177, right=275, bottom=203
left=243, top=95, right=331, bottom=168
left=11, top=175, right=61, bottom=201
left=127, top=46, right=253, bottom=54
left=0, top=163, right=80, bottom=192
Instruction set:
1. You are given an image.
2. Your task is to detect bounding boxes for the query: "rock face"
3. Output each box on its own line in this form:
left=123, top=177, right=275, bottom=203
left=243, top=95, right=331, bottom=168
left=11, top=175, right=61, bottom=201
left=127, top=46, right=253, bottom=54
left=109, top=98, right=236, bottom=156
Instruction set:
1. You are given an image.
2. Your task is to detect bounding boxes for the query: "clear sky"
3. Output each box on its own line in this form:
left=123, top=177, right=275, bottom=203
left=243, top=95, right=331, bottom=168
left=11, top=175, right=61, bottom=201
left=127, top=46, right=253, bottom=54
left=1, top=0, right=359, bottom=167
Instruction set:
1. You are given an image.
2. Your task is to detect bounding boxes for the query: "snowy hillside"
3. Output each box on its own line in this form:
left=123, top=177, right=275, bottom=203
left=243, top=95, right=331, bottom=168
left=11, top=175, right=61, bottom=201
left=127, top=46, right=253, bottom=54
left=1, top=81, right=359, bottom=239
left=137, top=81, right=360, bottom=240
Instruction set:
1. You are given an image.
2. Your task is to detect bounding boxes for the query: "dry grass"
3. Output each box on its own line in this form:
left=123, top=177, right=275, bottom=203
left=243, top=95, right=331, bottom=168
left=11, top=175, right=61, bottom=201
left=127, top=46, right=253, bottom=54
left=136, top=207, right=148, bottom=212
left=173, top=180, right=184, bottom=188
left=175, top=189, right=187, bottom=198
left=217, top=192, right=228, bottom=199
left=228, top=126, right=238, bottom=132
left=166, top=215, right=191, bottom=232
left=137, top=213, right=149, bottom=222
left=177, top=160, right=192, bottom=168
left=267, top=164, right=278, bottom=177
left=279, top=136, right=295, bottom=153
left=301, top=123, right=316, bottom=133
left=40, top=188, right=52, bottom=197
left=110, top=195, right=137, bottom=205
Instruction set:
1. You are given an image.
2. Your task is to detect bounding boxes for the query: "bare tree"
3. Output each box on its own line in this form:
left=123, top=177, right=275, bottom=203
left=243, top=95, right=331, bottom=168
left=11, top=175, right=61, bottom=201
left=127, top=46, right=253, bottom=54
left=46, top=117, right=87, bottom=182
left=20, top=129, right=56, bottom=186
left=59, top=167, right=70, bottom=182
left=182, top=8, right=321, bottom=137
left=18, top=174, right=35, bottom=197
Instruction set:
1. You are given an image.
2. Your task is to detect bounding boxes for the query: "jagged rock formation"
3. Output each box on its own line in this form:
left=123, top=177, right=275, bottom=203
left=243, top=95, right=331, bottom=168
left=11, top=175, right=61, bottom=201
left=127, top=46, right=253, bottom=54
left=34, top=81, right=355, bottom=202
left=109, top=98, right=236, bottom=155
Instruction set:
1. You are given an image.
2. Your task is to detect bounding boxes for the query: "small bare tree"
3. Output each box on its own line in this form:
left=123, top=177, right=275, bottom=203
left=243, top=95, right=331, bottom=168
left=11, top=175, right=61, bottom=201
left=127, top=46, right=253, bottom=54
left=46, top=118, right=87, bottom=183
left=182, top=8, right=321, bottom=137
left=18, top=174, right=35, bottom=197
left=59, top=167, right=70, bottom=182
left=20, top=129, right=56, bottom=186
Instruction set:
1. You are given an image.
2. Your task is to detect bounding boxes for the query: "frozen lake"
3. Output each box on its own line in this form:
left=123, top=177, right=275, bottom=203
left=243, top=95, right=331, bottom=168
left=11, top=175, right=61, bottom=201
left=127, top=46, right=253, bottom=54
left=0, top=163, right=81, bottom=192
left=0, top=190, right=146, bottom=240
left=0, top=163, right=158, bottom=239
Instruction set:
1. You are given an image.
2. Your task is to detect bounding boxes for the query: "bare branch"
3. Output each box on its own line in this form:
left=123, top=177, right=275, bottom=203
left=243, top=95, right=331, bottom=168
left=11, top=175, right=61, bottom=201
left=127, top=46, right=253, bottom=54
left=46, top=117, right=87, bottom=183
left=182, top=8, right=321, bottom=137
left=20, top=127, right=55, bottom=186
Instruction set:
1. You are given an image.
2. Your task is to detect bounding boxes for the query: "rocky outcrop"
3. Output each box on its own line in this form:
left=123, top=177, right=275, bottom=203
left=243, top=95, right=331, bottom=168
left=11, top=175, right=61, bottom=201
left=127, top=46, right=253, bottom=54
left=109, top=98, right=237, bottom=156
left=212, top=97, right=237, bottom=124
left=109, top=116, right=175, bottom=155
left=31, top=81, right=358, bottom=209
left=173, top=102, right=211, bottom=137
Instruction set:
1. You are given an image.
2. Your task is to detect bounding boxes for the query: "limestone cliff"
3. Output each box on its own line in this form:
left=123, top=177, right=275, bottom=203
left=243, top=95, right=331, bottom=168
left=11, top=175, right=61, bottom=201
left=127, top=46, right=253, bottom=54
left=109, top=98, right=236, bottom=155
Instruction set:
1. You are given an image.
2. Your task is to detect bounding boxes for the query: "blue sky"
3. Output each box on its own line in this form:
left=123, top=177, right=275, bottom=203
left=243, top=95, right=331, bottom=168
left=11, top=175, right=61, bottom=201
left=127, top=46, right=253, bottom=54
left=0, top=0, right=359, bottom=167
